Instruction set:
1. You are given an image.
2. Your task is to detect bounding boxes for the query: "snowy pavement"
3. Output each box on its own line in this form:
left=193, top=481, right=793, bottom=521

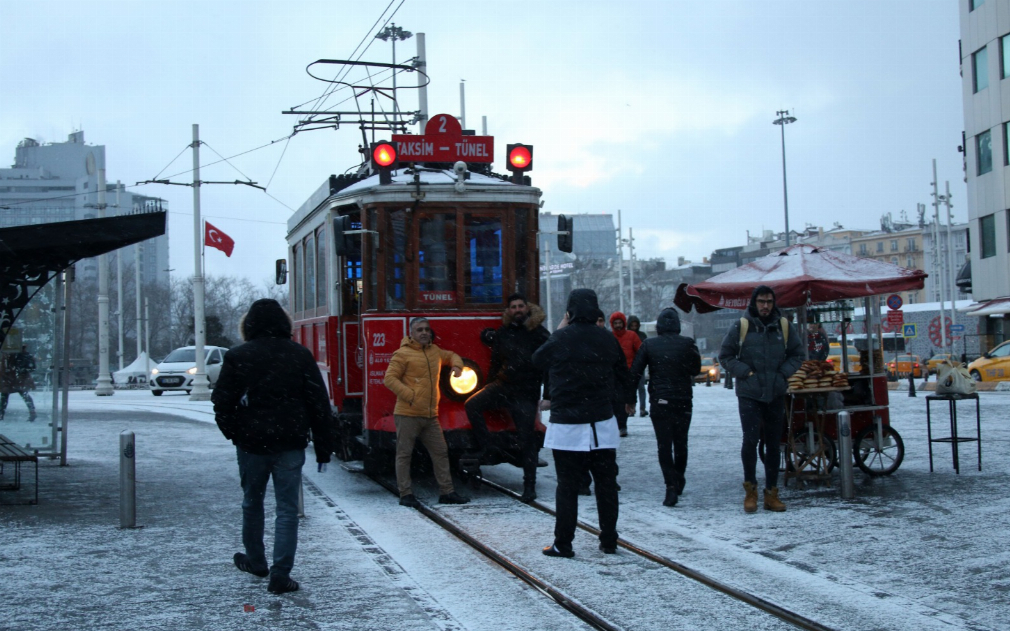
left=0, top=387, right=1007, bottom=630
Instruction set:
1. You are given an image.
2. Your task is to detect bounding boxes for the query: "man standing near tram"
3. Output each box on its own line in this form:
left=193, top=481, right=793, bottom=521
left=465, top=292, right=550, bottom=503
left=384, top=317, right=471, bottom=507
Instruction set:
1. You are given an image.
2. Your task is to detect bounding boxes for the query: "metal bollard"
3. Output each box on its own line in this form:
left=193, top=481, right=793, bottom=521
left=836, top=411, right=855, bottom=499
left=120, top=431, right=137, bottom=528
left=724, top=372, right=733, bottom=390
left=908, top=371, right=916, bottom=397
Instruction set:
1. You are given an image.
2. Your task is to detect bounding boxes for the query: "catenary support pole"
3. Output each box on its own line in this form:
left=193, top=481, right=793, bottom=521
left=95, top=166, right=113, bottom=396
left=116, top=182, right=124, bottom=372
left=190, top=124, right=211, bottom=400
left=60, top=267, right=73, bottom=466
left=617, top=210, right=624, bottom=314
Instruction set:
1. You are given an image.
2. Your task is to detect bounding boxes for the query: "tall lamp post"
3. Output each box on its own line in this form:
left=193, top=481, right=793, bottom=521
left=773, top=110, right=797, bottom=247
left=374, top=23, right=413, bottom=119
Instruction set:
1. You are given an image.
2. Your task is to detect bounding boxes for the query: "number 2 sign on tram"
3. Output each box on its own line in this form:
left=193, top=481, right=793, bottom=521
left=391, top=114, right=494, bottom=163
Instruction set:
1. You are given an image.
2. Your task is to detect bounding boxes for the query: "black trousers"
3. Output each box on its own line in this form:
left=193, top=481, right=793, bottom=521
left=649, top=399, right=692, bottom=490
left=464, top=381, right=540, bottom=482
left=552, top=448, right=619, bottom=553
left=738, top=396, right=786, bottom=488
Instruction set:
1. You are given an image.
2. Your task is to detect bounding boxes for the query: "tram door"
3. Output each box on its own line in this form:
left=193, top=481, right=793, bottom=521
left=339, top=211, right=364, bottom=399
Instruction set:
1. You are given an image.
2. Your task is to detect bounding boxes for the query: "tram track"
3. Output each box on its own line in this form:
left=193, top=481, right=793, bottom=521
left=364, top=470, right=621, bottom=631
left=474, top=475, right=837, bottom=631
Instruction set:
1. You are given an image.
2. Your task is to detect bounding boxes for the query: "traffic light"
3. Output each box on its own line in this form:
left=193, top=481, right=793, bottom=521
left=557, top=215, right=574, bottom=253
left=506, top=143, right=533, bottom=184
left=370, top=141, right=398, bottom=185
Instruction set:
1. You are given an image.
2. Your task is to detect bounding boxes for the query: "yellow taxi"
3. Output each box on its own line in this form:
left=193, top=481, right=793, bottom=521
left=696, top=357, right=721, bottom=384
left=886, top=354, right=923, bottom=378
left=967, top=341, right=1010, bottom=382
left=926, top=353, right=957, bottom=375
left=826, top=343, right=861, bottom=373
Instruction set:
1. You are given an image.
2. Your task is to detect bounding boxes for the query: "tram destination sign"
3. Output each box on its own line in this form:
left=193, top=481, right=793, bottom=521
left=392, top=113, right=494, bottom=164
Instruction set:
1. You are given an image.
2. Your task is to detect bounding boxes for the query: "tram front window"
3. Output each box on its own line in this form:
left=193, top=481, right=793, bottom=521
left=465, top=215, right=503, bottom=304
left=418, top=214, right=457, bottom=305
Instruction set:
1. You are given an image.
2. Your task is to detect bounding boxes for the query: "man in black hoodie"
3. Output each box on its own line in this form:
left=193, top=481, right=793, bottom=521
left=630, top=308, right=701, bottom=507
left=465, top=292, right=550, bottom=503
left=533, top=289, right=635, bottom=557
left=718, top=286, right=803, bottom=514
left=212, top=299, right=335, bottom=595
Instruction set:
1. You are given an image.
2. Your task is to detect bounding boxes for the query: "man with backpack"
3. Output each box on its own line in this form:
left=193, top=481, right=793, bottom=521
left=718, top=285, right=804, bottom=513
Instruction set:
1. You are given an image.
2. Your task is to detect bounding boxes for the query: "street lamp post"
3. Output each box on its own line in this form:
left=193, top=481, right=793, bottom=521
left=773, top=110, right=797, bottom=247
left=374, top=23, right=413, bottom=119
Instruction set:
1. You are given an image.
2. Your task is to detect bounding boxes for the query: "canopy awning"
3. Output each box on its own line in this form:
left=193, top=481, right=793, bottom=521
left=959, top=297, right=1010, bottom=317
left=0, top=212, right=167, bottom=348
left=675, top=244, right=928, bottom=312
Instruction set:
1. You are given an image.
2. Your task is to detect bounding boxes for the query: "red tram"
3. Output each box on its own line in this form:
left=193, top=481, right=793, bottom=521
left=283, top=114, right=562, bottom=473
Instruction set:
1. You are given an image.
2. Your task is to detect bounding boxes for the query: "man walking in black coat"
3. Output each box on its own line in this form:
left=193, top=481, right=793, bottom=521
left=465, top=293, right=550, bottom=503
left=212, top=299, right=335, bottom=594
left=718, top=285, right=803, bottom=513
left=630, top=308, right=701, bottom=507
left=534, top=289, right=635, bottom=557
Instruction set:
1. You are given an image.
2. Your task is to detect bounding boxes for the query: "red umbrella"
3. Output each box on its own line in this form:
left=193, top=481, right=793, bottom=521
left=675, top=244, right=927, bottom=312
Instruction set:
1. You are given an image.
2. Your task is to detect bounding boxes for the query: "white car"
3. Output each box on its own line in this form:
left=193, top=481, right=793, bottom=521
left=150, top=346, right=229, bottom=395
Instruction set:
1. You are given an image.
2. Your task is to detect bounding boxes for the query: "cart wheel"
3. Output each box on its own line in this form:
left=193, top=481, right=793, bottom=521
left=793, top=431, right=837, bottom=475
left=853, top=424, right=904, bottom=476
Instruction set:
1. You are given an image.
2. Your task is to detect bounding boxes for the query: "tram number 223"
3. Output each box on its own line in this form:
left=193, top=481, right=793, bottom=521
left=371, top=333, right=387, bottom=347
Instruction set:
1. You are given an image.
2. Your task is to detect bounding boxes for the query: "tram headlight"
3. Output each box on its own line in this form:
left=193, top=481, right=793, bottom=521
left=450, top=367, right=479, bottom=395
left=440, top=359, right=484, bottom=402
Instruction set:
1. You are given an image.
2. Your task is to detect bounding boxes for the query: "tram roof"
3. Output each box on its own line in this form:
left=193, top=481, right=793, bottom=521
left=288, top=168, right=542, bottom=235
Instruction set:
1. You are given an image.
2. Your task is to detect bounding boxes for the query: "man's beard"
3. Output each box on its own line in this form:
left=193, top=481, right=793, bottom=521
left=512, top=313, right=527, bottom=325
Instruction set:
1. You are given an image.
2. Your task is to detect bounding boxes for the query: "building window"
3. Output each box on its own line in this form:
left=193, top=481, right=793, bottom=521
left=977, top=130, right=993, bottom=175
left=1003, top=34, right=1010, bottom=80
left=974, top=46, right=989, bottom=93
left=907, top=257, right=914, bottom=268
left=859, top=243, right=868, bottom=255
left=891, top=257, right=899, bottom=266
left=970, top=0, right=984, bottom=10
left=906, top=238, right=916, bottom=251
left=890, top=240, right=898, bottom=252
left=876, top=242, right=884, bottom=253
left=1005, top=123, right=1009, bottom=167
left=981, top=213, right=996, bottom=259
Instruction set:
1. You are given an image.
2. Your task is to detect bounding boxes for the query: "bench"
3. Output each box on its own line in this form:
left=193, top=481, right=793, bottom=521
left=0, top=434, right=38, bottom=504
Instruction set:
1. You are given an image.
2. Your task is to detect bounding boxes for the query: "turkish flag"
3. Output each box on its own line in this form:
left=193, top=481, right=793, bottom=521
left=204, top=221, right=235, bottom=257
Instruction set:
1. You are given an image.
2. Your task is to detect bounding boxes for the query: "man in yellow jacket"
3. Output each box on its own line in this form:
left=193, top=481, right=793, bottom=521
left=384, top=317, right=470, bottom=507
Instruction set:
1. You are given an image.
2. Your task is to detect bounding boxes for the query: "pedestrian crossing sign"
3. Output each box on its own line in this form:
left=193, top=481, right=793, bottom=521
left=902, top=323, right=917, bottom=338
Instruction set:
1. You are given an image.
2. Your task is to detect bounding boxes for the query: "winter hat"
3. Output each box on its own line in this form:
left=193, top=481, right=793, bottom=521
left=240, top=299, right=293, bottom=341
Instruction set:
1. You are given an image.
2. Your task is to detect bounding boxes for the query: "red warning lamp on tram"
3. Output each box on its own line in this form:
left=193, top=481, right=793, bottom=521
left=506, top=143, right=533, bottom=184
left=370, top=141, right=398, bottom=184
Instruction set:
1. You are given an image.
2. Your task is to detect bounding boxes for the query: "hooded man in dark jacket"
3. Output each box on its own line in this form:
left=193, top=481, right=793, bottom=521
left=629, top=308, right=701, bottom=507
left=465, top=293, right=550, bottom=503
left=533, top=289, right=635, bottom=558
left=718, top=285, right=803, bottom=514
left=212, top=298, right=335, bottom=594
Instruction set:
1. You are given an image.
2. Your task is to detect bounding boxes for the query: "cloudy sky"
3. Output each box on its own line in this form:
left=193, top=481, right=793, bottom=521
left=2, top=0, right=965, bottom=282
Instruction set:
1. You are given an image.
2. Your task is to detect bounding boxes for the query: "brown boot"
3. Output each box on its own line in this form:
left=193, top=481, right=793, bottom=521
left=763, top=487, right=786, bottom=512
left=743, top=482, right=758, bottom=513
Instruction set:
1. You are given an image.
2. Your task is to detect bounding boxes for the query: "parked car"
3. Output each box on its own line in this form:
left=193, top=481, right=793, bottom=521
left=826, top=343, right=861, bottom=373
left=696, top=357, right=721, bottom=384
left=150, top=345, right=229, bottom=395
left=926, top=353, right=957, bottom=375
left=967, top=341, right=1010, bottom=382
left=886, top=354, right=922, bottom=379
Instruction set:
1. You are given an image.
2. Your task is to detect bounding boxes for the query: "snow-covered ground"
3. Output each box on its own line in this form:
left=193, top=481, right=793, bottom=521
left=1, top=386, right=1006, bottom=630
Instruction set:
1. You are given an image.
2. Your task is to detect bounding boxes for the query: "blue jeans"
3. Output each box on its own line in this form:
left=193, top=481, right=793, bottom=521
left=236, top=447, right=305, bottom=578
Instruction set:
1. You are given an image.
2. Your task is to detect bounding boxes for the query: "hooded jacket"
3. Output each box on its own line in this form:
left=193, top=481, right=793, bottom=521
left=627, top=315, right=647, bottom=344
left=610, top=311, right=642, bottom=367
left=630, top=308, right=701, bottom=404
left=487, top=303, right=551, bottom=394
left=718, top=286, right=804, bottom=403
left=384, top=336, right=463, bottom=418
left=212, top=299, right=335, bottom=461
left=532, top=289, right=635, bottom=424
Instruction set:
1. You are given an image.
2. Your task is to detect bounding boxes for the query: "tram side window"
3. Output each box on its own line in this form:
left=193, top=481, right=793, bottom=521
left=343, top=227, right=362, bottom=316
left=366, top=209, right=378, bottom=311
left=464, top=215, right=503, bottom=304
left=316, top=228, right=327, bottom=311
left=293, top=243, right=303, bottom=312
left=385, top=210, right=408, bottom=309
left=304, top=233, right=316, bottom=311
left=418, top=214, right=457, bottom=305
